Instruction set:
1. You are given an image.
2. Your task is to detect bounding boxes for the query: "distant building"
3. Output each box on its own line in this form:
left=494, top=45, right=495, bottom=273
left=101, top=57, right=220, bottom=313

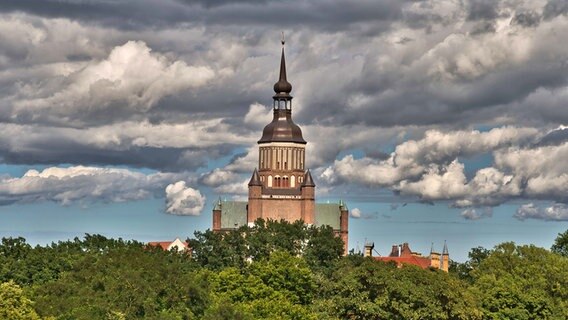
left=212, top=40, right=349, bottom=254
left=364, top=241, right=449, bottom=272
left=147, top=238, right=189, bottom=253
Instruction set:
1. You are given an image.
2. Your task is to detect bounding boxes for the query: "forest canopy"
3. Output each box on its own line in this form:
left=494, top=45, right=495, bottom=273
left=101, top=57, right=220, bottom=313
left=1, top=220, right=567, bottom=320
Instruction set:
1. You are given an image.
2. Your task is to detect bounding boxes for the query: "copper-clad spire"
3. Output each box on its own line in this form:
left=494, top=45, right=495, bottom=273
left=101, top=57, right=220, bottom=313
left=442, top=240, right=449, bottom=255
left=259, top=36, right=305, bottom=144
left=273, top=34, right=292, bottom=95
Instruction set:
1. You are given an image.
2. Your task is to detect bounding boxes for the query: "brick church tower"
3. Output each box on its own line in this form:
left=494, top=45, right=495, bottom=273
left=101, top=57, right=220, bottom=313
left=213, top=40, right=349, bottom=254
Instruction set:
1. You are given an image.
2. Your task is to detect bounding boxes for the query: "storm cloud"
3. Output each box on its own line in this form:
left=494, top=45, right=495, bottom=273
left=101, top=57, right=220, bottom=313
left=0, top=1, right=567, bottom=219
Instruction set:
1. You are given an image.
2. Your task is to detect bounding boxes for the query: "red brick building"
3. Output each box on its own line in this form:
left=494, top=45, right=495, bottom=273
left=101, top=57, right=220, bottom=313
left=147, top=238, right=189, bottom=253
left=212, top=41, right=349, bottom=254
left=364, top=242, right=449, bottom=272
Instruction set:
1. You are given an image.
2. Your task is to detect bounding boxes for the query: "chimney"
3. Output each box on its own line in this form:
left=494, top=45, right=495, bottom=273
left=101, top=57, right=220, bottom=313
left=389, top=244, right=399, bottom=257
left=400, top=242, right=412, bottom=257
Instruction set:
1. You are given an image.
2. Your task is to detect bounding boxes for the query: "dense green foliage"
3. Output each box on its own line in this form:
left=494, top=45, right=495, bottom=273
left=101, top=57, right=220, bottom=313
left=1, top=222, right=566, bottom=319
left=551, top=229, right=568, bottom=257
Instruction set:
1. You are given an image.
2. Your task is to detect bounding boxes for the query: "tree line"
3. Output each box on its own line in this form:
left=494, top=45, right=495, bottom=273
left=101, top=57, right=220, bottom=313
left=1, top=220, right=567, bottom=319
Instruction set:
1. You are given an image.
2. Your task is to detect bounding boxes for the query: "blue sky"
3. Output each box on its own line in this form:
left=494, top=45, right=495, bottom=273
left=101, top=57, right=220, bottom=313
left=1, top=0, right=568, bottom=262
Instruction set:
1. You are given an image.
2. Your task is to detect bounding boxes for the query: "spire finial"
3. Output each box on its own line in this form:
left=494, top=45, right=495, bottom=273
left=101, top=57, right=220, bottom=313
left=273, top=35, right=292, bottom=95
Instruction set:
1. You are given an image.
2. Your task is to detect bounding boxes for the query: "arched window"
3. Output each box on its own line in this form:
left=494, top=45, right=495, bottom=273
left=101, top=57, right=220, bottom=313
left=268, top=175, right=273, bottom=187
left=291, top=175, right=296, bottom=187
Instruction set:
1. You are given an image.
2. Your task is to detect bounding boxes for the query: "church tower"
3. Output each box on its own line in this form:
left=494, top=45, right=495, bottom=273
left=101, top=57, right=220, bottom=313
left=247, top=38, right=316, bottom=225
left=256, top=40, right=307, bottom=191
left=213, top=39, right=349, bottom=255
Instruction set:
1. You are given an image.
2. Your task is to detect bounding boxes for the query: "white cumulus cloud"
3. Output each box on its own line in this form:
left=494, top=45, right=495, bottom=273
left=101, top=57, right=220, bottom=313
left=0, top=166, right=188, bottom=206
left=461, top=207, right=493, bottom=220
left=350, top=208, right=362, bottom=219
left=514, top=203, right=568, bottom=221
left=12, top=40, right=215, bottom=125
left=165, top=181, right=206, bottom=216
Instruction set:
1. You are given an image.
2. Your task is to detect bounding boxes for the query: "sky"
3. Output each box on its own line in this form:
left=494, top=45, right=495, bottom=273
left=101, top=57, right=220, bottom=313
left=1, top=0, right=568, bottom=261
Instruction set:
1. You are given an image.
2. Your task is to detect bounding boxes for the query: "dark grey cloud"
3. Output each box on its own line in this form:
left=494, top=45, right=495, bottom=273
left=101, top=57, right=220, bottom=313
left=0, top=0, right=191, bottom=30
left=0, top=0, right=407, bottom=32
left=535, top=127, right=568, bottom=146
left=466, top=0, right=499, bottom=21
left=543, top=0, right=568, bottom=20
left=0, top=0, right=566, bottom=191
left=511, top=11, right=541, bottom=28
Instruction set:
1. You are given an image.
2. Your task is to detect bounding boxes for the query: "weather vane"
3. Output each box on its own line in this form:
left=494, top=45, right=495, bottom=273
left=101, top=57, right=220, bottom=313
left=281, top=31, right=285, bottom=46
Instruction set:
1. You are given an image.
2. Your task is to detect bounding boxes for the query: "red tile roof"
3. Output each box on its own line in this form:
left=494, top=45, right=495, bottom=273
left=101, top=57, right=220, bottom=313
left=375, top=256, right=432, bottom=269
left=147, top=240, right=188, bottom=251
left=147, top=241, right=173, bottom=250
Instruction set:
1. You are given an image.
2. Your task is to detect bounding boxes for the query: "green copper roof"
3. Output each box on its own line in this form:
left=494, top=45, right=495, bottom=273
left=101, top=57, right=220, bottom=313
left=217, top=200, right=343, bottom=230
left=315, top=203, right=342, bottom=230
left=220, top=201, right=247, bottom=229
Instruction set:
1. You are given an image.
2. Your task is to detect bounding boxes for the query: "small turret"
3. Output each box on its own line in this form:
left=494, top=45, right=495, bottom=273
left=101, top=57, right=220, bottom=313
left=441, top=240, right=449, bottom=272
left=430, top=242, right=441, bottom=269
left=212, top=198, right=222, bottom=231
left=302, top=169, right=316, bottom=187
left=248, top=168, right=262, bottom=186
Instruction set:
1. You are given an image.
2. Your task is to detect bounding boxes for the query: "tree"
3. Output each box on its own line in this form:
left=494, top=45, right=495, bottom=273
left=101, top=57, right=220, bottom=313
left=551, top=229, right=568, bottom=257
left=32, top=242, right=205, bottom=319
left=188, top=219, right=343, bottom=271
left=206, top=265, right=317, bottom=320
left=0, top=281, right=40, bottom=320
left=248, top=251, right=316, bottom=305
left=304, top=225, right=344, bottom=272
left=449, top=246, right=491, bottom=283
left=313, top=257, right=482, bottom=319
left=471, top=242, right=568, bottom=319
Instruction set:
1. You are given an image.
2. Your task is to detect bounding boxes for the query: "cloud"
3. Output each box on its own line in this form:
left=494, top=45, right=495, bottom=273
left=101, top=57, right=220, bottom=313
left=398, top=160, right=468, bottom=201
left=200, top=168, right=249, bottom=195
left=320, top=126, right=568, bottom=213
left=0, top=120, right=254, bottom=171
left=0, top=1, right=568, bottom=212
left=200, top=168, right=241, bottom=187
left=514, top=203, right=568, bottom=221
left=11, top=40, right=215, bottom=126
left=243, top=103, right=272, bottom=128
left=349, top=207, right=376, bottom=219
left=165, top=181, right=206, bottom=215
left=461, top=207, right=493, bottom=220
left=350, top=207, right=362, bottom=218
left=0, top=166, right=189, bottom=206
left=321, top=127, right=539, bottom=187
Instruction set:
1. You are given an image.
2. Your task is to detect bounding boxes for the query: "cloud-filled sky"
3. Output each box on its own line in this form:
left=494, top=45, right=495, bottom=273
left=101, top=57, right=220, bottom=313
left=1, top=0, right=568, bottom=260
